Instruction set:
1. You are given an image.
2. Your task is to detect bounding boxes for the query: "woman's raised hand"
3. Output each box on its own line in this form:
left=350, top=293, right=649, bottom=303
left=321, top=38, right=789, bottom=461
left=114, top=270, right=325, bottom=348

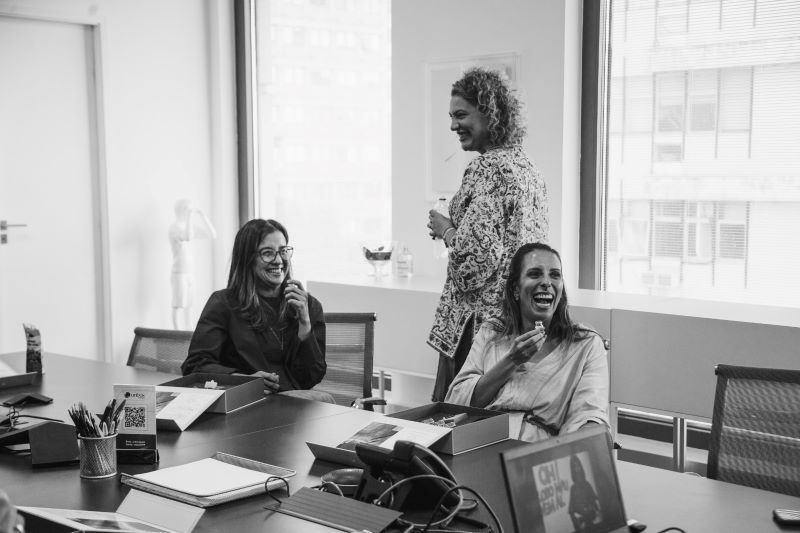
left=284, top=280, right=312, bottom=340
left=284, top=281, right=310, bottom=323
left=507, top=324, right=547, bottom=366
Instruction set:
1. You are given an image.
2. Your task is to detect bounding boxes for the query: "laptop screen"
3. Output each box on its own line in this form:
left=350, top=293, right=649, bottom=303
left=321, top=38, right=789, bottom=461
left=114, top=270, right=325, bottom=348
left=500, top=425, right=627, bottom=533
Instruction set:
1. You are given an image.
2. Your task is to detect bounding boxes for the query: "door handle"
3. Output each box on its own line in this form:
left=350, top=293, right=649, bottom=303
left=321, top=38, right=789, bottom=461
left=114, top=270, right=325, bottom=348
left=1, top=220, right=27, bottom=230
left=0, top=220, right=28, bottom=245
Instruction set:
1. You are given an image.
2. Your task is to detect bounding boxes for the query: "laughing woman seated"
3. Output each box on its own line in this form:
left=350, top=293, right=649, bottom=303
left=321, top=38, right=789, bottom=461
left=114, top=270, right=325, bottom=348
left=182, top=219, right=334, bottom=403
left=445, top=242, right=609, bottom=442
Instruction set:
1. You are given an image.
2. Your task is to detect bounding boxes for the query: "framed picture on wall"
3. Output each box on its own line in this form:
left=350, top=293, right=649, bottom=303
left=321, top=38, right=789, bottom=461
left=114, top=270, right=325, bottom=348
left=424, top=52, right=519, bottom=199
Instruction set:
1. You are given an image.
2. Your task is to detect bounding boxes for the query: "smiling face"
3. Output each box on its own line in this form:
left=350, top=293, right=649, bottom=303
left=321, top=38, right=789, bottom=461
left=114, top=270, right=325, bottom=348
left=253, top=230, right=289, bottom=296
left=515, top=249, right=564, bottom=331
left=449, top=95, right=491, bottom=153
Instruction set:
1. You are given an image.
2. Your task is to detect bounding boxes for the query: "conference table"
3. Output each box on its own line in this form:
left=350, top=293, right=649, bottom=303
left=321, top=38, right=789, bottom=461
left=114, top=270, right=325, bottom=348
left=2, top=353, right=799, bottom=532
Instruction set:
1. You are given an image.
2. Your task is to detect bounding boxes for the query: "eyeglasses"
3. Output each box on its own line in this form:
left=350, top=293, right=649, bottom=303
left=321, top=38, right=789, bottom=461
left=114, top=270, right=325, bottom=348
left=258, top=246, right=294, bottom=263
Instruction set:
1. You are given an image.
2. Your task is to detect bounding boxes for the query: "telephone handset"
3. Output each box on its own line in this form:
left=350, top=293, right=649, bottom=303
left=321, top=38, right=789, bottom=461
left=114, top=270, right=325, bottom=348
left=353, top=440, right=460, bottom=512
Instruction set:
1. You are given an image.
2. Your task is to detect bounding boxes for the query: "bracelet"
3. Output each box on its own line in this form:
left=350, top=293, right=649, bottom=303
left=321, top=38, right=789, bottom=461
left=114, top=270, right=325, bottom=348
left=443, top=227, right=456, bottom=247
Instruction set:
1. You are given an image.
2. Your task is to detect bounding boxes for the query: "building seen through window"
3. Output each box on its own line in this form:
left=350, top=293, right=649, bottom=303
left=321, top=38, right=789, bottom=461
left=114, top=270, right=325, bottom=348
left=253, top=0, right=391, bottom=279
left=602, top=0, right=800, bottom=307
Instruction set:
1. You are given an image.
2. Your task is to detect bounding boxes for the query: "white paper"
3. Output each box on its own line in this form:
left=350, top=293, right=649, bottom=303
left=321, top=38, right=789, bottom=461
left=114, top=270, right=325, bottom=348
left=155, top=386, right=224, bottom=431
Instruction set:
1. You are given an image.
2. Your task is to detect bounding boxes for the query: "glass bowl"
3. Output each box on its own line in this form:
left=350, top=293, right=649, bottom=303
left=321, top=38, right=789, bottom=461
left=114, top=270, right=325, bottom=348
left=362, top=245, right=393, bottom=279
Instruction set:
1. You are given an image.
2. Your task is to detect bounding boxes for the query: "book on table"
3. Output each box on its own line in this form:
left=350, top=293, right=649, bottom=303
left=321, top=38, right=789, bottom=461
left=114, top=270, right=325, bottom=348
left=120, top=452, right=296, bottom=508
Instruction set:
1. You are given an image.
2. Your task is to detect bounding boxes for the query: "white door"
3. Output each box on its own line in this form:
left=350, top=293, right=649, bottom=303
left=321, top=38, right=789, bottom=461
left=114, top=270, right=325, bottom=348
left=0, top=15, right=104, bottom=359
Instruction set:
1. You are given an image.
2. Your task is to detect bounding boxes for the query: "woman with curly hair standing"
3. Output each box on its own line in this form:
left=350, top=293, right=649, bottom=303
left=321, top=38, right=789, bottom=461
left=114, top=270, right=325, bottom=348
left=427, top=67, right=549, bottom=401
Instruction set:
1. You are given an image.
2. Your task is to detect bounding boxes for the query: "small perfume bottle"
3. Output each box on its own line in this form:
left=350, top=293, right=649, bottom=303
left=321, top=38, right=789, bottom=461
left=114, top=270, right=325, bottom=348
left=395, top=246, right=414, bottom=278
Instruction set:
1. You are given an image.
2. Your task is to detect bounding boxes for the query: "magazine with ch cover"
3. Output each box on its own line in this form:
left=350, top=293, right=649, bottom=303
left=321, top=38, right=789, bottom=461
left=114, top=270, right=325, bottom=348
left=18, top=489, right=203, bottom=533
left=500, top=425, right=629, bottom=533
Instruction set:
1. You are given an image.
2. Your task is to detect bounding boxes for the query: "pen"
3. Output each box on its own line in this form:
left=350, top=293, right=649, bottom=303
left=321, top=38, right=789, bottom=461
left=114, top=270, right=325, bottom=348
left=442, top=413, right=468, bottom=425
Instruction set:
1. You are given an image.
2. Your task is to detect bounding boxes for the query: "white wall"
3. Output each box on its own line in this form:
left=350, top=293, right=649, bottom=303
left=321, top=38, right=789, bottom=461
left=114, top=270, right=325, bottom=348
left=101, top=0, right=238, bottom=362
left=0, top=0, right=239, bottom=362
left=392, top=0, right=584, bottom=283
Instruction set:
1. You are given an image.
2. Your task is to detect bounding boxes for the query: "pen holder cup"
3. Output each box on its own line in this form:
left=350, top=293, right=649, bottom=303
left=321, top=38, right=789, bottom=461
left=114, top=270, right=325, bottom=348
left=79, top=434, right=118, bottom=479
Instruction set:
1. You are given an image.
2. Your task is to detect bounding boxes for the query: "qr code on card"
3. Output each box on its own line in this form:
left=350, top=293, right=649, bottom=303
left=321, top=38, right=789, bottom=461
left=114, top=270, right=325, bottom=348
left=123, top=406, right=147, bottom=429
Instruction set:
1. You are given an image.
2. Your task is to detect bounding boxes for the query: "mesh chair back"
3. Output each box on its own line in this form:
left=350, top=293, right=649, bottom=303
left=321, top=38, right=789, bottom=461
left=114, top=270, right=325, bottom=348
left=707, top=364, right=800, bottom=496
left=313, top=312, right=376, bottom=406
left=126, top=327, right=193, bottom=375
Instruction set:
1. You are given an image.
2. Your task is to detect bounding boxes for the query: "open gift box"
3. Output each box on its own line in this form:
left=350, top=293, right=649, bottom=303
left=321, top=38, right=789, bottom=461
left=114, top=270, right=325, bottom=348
left=160, top=373, right=264, bottom=413
left=388, top=402, right=509, bottom=455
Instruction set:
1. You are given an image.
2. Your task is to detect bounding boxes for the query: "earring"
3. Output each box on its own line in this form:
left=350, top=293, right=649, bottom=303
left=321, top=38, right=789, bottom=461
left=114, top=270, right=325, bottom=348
left=513, top=291, right=519, bottom=301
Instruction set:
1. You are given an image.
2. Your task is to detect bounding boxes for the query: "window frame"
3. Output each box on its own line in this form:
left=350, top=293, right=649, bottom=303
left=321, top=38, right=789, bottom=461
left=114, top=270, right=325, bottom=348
left=234, top=0, right=257, bottom=226
left=579, top=0, right=608, bottom=290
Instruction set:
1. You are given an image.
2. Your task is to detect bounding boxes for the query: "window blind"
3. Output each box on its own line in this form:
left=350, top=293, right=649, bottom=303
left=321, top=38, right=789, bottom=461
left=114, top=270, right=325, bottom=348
left=601, top=0, right=800, bottom=307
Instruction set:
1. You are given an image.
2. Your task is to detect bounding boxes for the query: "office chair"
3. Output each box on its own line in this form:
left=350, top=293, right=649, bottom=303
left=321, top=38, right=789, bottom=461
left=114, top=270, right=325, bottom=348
left=126, top=327, right=193, bottom=375
left=313, top=312, right=385, bottom=410
left=707, top=364, right=800, bottom=497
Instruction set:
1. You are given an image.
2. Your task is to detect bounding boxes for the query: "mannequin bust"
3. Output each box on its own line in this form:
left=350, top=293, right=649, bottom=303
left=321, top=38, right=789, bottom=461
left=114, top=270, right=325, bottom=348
left=169, top=199, right=216, bottom=330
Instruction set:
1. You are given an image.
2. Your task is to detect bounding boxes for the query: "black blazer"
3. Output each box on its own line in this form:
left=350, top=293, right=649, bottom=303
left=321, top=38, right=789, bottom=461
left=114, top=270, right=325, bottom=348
left=181, top=289, right=326, bottom=391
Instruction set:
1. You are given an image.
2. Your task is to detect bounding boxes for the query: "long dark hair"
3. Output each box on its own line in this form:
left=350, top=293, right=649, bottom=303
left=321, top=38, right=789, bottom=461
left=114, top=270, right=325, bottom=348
left=499, top=242, right=591, bottom=345
left=227, top=218, right=292, bottom=329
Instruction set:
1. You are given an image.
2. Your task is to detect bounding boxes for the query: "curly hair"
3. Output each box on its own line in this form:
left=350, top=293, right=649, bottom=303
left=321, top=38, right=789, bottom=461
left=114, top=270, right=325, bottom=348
left=451, top=66, right=526, bottom=147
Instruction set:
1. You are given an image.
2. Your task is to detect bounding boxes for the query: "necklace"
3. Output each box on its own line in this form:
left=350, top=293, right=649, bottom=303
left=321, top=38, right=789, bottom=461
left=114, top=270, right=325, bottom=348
left=266, top=325, right=283, bottom=350
left=259, top=296, right=285, bottom=350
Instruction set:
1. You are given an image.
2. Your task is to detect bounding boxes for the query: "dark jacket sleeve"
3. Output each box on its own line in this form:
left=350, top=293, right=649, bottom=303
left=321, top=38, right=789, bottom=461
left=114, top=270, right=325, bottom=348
left=181, top=291, right=238, bottom=375
left=283, top=295, right=326, bottom=389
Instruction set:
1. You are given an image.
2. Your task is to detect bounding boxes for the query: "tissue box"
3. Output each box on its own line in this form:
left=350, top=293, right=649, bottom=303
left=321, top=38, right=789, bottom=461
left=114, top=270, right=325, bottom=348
left=160, top=373, right=263, bottom=413
left=388, top=402, right=509, bottom=455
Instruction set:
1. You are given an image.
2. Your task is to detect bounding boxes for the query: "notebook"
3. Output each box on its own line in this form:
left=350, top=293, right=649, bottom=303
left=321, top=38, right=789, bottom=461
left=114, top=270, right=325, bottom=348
left=121, top=452, right=295, bottom=508
left=500, top=425, right=629, bottom=533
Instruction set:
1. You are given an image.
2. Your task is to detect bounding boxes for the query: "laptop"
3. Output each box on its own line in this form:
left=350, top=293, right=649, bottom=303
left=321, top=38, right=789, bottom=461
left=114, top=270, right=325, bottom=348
left=500, top=425, right=629, bottom=533
left=0, top=360, right=37, bottom=390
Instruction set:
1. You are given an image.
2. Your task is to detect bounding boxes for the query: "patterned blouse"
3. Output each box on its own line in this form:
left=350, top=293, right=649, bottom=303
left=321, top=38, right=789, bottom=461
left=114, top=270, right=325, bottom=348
left=427, top=144, right=549, bottom=358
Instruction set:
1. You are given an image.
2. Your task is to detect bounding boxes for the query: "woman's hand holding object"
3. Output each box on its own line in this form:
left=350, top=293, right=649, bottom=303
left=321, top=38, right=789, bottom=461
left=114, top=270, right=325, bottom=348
left=252, top=371, right=280, bottom=394
left=427, top=210, right=454, bottom=240
left=508, top=326, right=546, bottom=366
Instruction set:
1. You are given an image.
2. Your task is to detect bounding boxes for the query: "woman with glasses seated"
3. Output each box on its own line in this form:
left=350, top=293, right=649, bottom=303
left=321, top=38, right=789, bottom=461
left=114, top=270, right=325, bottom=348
left=182, top=219, right=332, bottom=402
left=445, top=242, right=609, bottom=442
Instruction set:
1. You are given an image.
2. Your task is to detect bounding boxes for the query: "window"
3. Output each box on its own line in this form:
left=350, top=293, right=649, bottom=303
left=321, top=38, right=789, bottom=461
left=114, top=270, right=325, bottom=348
left=249, top=0, right=391, bottom=278
left=585, top=0, right=800, bottom=307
